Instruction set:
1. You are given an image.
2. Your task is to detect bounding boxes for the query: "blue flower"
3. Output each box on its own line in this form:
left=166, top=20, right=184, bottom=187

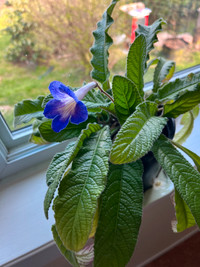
left=44, top=81, right=97, bottom=132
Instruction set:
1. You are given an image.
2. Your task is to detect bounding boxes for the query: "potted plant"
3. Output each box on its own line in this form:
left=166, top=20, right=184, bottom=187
left=14, top=0, right=200, bottom=266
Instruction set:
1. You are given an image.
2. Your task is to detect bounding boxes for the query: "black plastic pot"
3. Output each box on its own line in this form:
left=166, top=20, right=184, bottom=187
left=141, top=118, right=176, bottom=192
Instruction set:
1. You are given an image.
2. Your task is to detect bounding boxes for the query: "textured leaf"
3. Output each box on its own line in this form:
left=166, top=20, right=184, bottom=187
left=155, top=73, right=200, bottom=102
left=146, top=58, right=159, bottom=72
left=112, top=75, right=142, bottom=124
left=173, top=189, right=196, bottom=232
left=44, top=142, right=75, bottom=219
left=126, top=34, right=146, bottom=95
left=153, top=57, right=175, bottom=92
left=163, top=87, right=200, bottom=118
left=54, top=126, right=112, bottom=251
left=135, top=18, right=166, bottom=68
left=39, top=116, right=97, bottom=142
left=174, top=111, right=194, bottom=144
left=90, top=0, right=119, bottom=90
left=52, top=225, right=94, bottom=267
left=82, top=89, right=112, bottom=113
left=172, top=140, right=200, bottom=172
left=52, top=225, right=80, bottom=267
left=44, top=123, right=101, bottom=219
left=89, top=203, right=99, bottom=238
left=152, top=135, right=200, bottom=227
left=14, top=96, right=44, bottom=127
left=42, top=94, right=53, bottom=108
left=29, top=119, right=48, bottom=145
left=94, top=161, right=143, bottom=267
left=110, top=101, right=168, bottom=164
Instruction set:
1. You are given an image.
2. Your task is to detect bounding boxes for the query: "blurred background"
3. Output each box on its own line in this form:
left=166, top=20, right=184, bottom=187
left=0, top=0, right=199, bottom=130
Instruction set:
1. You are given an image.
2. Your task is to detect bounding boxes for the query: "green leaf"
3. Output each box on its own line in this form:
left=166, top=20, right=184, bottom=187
left=110, top=101, right=168, bottom=164
left=90, top=0, right=120, bottom=90
left=153, top=57, right=175, bottom=92
left=152, top=135, right=200, bottom=227
left=44, top=142, right=75, bottom=219
left=171, top=140, right=200, bottom=172
left=94, top=161, right=143, bottom=267
left=163, top=86, right=200, bottom=118
left=42, top=94, right=53, bottom=108
left=29, top=119, right=48, bottom=145
left=192, top=105, right=199, bottom=119
left=173, top=189, right=196, bottom=232
left=52, top=225, right=80, bottom=267
left=54, top=126, right=112, bottom=251
left=126, top=34, right=146, bottom=96
left=112, top=75, right=142, bottom=124
left=14, top=96, right=44, bottom=127
left=174, top=111, right=194, bottom=144
left=44, top=123, right=101, bottom=219
left=146, top=58, right=159, bottom=72
left=39, top=116, right=97, bottom=142
left=82, top=89, right=112, bottom=113
left=155, top=73, right=200, bottom=102
left=136, top=18, right=166, bottom=68
left=52, top=225, right=94, bottom=267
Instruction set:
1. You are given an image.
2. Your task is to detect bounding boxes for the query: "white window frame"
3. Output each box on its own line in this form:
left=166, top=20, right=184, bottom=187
left=0, top=115, right=68, bottom=179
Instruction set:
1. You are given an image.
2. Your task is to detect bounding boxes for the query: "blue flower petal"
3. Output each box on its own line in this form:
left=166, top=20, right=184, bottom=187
left=70, top=101, right=88, bottom=124
left=49, top=81, right=78, bottom=102
left=52, top=115, right=70, bottom=132
left=43, top=99, right=64, bottom=119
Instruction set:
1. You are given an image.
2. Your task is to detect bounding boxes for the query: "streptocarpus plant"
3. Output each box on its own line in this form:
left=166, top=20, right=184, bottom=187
left=14, top=0, right=200, bottom=266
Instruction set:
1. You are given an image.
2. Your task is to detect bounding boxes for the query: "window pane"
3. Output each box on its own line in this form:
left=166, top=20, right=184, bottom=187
left=0, top=0, right=199, bottom=130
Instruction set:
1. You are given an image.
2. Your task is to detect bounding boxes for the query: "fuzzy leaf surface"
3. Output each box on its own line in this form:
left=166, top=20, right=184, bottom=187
left=174, top=112, right=194, bottom=144
left=90, top=0, right=119, bottom=89
left=30, top=119, right=49, bottom=145
left=126, top=34, right=146, bottom=96
left=44, top=123, right=101, bottom=219
left=14, top=96, right=44, bottom=127
left=54, top=126, right=111, bottom=251
left=39, top=116, right=96, bottom=142
left=172, top=140, right=200, bottom=172
left=163, top=87, right=200, bottom=118
left=112, top=75, right=142, bottom=124
left=82, top=89, right=112, bottom=113
left=152, top=135, right=200, bottom=227
left=110, top=101, right=168, bottom=164
left=153, top=58, right=175, bottom=92
left=52, top=225, right=94, bottom=266
left=94, top=161, right=143, bottom=267
left=155, top=73, right=200, bottom=102
left=135, top=18, right=166, bottom=68
left=173, top=189, right=196, bottom=232
left=52, top=225, right=80, bottom=267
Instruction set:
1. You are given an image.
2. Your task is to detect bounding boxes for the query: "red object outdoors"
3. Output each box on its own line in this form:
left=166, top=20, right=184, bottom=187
left=131, top=18, right=138, bottom=43
left=145, top=15, right=149, bottom=26
left=120, top=2, right=151, bottom=43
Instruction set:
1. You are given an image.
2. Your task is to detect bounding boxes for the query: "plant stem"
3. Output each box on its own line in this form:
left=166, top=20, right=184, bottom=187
left=96, top=83, right=114, bottom=102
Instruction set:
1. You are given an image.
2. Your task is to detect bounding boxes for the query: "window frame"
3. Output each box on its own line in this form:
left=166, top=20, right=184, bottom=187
left=0, top=115, right=68, bottom=179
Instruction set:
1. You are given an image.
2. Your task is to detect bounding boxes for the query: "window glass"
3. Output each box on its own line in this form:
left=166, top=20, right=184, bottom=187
left=0, top=0, right=199, bottom=130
